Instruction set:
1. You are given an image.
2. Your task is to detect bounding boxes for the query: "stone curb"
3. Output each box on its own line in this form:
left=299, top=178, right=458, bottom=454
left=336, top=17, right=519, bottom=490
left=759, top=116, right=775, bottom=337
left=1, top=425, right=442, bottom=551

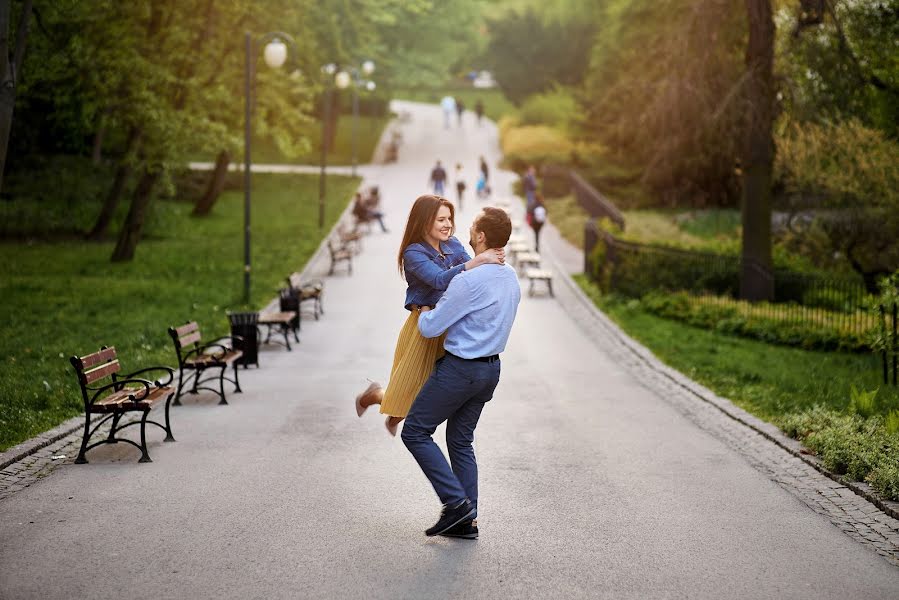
left=546, top=245, right=899, bottom=522
left=0, top=415, right=95, bottom=471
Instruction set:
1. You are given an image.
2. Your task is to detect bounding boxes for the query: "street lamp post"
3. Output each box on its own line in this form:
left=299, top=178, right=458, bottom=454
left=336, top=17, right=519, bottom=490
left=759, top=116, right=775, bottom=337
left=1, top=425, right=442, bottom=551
left=350, top=60, right=375, bottom=177
left=243, top=31, right=297, bottom=304
left=318, top=67, right=351, bottom=231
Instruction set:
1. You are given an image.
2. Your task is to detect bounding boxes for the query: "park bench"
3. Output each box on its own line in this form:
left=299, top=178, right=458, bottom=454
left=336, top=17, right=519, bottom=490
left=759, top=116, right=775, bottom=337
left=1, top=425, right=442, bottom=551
left=286, top=273, right=324, bottom=320
left=516, top=251, right=542, bottom=274
left=69, top=346, right=175, bottom=464
left=168, top=321, right=243, bottom=405
left=339, top=222, right=366, bottom=251
left=327, top=238, right=354, bottom=275
left=259, top=310, right=299, bottom=351
left=526, top=268, right=555, bottom=297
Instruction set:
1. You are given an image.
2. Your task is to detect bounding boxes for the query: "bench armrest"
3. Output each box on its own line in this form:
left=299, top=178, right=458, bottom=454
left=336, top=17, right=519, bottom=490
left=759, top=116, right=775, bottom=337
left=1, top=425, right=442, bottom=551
left=181, top=341, right=233, bottom=362
left=87, top=378, right=154, bottom=404
left=122, top=365, right=175, bottom=387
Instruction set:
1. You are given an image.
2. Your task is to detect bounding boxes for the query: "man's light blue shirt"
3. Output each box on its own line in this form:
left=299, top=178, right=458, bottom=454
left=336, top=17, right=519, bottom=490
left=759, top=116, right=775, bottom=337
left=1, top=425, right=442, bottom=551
left=418, top=263, right=521, bottom=358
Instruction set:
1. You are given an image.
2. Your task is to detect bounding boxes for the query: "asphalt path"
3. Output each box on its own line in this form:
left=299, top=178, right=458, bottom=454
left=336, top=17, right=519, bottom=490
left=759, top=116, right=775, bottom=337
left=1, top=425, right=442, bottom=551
left=1, top=101, right=897, bottom=599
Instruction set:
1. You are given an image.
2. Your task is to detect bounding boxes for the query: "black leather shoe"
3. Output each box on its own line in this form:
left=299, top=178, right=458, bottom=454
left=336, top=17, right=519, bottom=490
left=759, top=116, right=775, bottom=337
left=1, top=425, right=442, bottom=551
left=439, top=519, right=478, bottom=540
left=425, top=500, right=475, bottom=536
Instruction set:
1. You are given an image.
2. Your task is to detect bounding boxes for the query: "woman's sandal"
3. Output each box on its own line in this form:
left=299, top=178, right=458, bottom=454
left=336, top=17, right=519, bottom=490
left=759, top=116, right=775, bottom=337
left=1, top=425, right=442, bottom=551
left=355, top=381, right=383, bottom=417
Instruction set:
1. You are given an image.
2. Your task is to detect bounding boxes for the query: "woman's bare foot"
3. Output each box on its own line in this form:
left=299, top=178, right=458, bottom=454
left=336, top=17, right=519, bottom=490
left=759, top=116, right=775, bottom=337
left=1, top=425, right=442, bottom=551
left=385, top=416, right=403, bottom=437
left=355, top=382, right=383, bottom=417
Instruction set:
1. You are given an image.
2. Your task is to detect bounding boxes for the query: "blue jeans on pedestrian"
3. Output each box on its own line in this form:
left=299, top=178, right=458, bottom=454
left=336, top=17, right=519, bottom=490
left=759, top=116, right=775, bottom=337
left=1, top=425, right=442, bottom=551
left=401, top=354, right=501, bottom=518
left=433, top=181, right=445, bottom=196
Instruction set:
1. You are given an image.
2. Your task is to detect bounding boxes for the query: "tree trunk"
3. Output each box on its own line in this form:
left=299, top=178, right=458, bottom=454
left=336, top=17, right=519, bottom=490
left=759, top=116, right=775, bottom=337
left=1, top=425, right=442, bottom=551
left=91, top=117, right=106, bottom=165
left=0, top=0, right=33, bottom=197
left=192, top=150, right=230, bottom=216
left=87, top=127, right=140, bottom=240
left=111, top=168, right=160, bottom=262
left=739, top=0, right=776, bottom=301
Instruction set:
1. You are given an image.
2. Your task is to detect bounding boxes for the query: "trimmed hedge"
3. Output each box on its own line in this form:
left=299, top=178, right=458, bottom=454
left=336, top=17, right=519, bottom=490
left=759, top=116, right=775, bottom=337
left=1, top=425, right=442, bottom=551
left=639, top=291, right=871, bottom=352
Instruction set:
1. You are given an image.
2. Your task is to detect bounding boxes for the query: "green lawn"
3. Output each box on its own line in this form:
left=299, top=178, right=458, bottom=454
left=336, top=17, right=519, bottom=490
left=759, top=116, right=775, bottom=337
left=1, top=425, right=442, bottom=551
left=392, top=87, right=516, bottom=122
left=575, top=276, right=899, bottom=422
left=0, top=172, right=360, bottom=451
left=247, top=114, right=390, bottom=165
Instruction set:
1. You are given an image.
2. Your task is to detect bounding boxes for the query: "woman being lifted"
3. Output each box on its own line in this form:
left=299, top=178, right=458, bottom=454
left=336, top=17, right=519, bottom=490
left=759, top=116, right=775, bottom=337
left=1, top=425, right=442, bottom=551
left=355, top=194, right=504, bottom=435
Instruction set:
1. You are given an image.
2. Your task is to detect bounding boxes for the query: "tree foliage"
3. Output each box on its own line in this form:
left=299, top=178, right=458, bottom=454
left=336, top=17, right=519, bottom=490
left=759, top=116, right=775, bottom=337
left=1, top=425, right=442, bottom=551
left=482, top=3, right=596, bottom=104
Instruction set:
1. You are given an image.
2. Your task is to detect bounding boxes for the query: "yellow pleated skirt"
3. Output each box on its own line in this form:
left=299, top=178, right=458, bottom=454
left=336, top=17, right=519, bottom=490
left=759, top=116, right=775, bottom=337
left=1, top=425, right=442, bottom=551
left=379, top=310, right=446, bottom=418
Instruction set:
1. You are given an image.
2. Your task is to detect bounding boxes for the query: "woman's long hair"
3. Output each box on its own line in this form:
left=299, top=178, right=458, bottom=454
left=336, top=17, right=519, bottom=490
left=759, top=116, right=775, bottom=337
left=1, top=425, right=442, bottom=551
left=397, top=194, right=455, bottom=277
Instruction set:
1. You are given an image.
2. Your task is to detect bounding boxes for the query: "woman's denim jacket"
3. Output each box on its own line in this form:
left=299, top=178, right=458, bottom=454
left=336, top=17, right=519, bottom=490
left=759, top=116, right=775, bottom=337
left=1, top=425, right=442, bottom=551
left=402, top=237, right=471, bottom=310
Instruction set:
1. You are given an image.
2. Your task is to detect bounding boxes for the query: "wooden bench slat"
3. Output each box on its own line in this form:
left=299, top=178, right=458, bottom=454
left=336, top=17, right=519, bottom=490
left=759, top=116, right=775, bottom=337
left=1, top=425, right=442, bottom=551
left=90, top=386, right=172, bottom=413
left=179, top=331, right=202, bottom=347
left=84, top=360, right=121, bottom=384
left=175, top=322, right=199, bottom=337
left=258, top=311, right=296, bottom=324
left=80, top=346, right=117, bottom=370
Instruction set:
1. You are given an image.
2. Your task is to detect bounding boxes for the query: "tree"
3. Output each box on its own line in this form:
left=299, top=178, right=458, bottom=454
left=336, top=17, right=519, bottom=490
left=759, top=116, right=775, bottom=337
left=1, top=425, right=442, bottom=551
left=0, top=0, right=33, bottom=196
left=739, top=0, right=776, bottom=301
left=483, top=5, right=595, bottom=104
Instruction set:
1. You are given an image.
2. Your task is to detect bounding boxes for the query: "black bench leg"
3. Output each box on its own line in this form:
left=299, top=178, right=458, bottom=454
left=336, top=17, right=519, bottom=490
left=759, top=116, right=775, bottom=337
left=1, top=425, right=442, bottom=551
left=283, top=325, right=292, bottom=351
left=75, top=413, right=91, bottom=464
left=173, top=367, right=187, bottom=406
left=217, top=366, right=228, bottom=405
left=233, top=363, right=242, bottom=393
left=107, top=412, right=123, bottom=441
left=163, top=395, right=176, bottom=442
left=548, top=280, right=554, bottom=297
left=138, top=410, right=152, bottom=463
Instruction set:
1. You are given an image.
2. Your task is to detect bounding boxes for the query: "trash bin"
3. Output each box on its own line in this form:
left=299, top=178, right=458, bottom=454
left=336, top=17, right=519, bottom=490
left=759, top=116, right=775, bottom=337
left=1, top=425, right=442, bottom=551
left=228, top=312, right=259, bottom=368
left=279, top=287, right=301, bottom=334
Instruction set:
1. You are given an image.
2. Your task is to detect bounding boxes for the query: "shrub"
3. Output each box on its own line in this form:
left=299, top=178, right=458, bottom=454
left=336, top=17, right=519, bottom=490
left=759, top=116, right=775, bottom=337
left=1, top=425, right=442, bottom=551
left=500, top=124, right=575, bottom=172
left=779, top=406, right=899, bottom=501
left=518, top=86, right=581, bottom=133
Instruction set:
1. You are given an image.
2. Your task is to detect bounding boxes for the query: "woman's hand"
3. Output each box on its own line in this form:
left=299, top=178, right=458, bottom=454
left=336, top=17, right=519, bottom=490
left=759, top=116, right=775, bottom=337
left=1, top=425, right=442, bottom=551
left=481, top=248, right=505, bottom=265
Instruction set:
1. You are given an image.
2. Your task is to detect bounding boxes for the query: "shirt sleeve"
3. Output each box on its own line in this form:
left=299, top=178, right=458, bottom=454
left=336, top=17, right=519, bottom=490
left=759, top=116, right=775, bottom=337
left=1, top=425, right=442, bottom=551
left=404, top=247, right=465, bottom=291
left=418, top=275, right=471, bottom=338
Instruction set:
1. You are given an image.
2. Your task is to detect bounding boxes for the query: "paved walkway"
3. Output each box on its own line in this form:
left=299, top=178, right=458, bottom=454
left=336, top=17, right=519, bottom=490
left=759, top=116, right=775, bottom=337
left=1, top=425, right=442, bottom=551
left=1, top=101, right=898, bottom=599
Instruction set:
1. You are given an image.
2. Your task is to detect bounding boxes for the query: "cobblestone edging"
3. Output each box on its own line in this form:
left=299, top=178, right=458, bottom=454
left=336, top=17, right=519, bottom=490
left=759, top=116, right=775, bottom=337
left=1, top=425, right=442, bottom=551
left=547, top=251, right=899, bottom=567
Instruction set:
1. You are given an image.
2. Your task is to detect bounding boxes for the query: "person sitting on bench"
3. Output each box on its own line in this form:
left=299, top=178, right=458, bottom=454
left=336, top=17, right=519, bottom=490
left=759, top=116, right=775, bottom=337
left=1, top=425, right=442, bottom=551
left=352, top=192, right=388, bottom=233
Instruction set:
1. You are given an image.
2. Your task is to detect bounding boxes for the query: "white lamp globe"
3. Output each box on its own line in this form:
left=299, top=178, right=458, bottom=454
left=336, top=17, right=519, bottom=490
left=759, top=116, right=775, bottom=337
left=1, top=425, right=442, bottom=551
left=362, top=60, right=375, bottom=75
left=263, top=39, right=288, bottom=68
left=366, top=81, right=376, bottom=92
left=335, top=70, right=351, bottom=89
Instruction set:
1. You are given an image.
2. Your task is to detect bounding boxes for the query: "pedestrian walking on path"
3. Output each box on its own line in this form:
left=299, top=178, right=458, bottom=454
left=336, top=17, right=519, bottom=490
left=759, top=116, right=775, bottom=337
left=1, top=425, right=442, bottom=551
left=440, top=96, right=456, bottom=130
left=455, top=98, right=465, bottom=127
left=454, top=163, right=466, bottom=212
left=474, top=99, right=484, bottom=125
left=429, top=160, right=447, bottom=196
left=402, top=207, right=521, bottom=538
left=477, top=156, right=490, bottom=199
left=522, top=164, right=538, bottom=211
left=354, top=195, right=505, bottom=435
left=527, top=193, right=547, bottom=252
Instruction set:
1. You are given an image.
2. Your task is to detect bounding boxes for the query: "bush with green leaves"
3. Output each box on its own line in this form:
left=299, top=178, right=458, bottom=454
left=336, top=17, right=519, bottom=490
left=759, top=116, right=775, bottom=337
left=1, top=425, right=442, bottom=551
left=517, top=85, right=581, bottom=133
left=778, top=404, right=899, bottom=501
left=637, top=291, right=870, bottom=352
